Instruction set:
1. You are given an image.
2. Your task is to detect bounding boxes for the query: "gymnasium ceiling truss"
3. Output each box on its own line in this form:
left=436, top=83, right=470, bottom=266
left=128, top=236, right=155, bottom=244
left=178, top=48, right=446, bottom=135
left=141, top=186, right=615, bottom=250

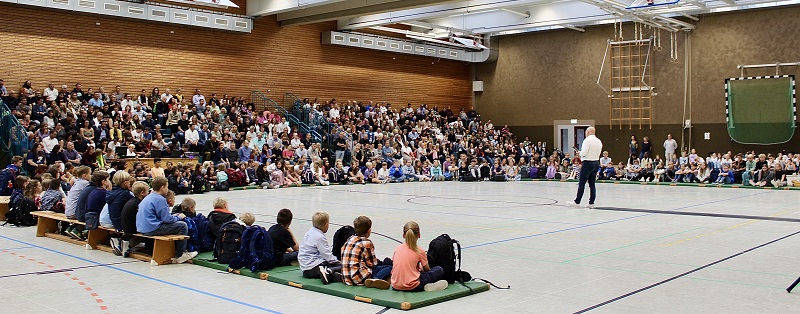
left=245, top=0, right=799, bottom=38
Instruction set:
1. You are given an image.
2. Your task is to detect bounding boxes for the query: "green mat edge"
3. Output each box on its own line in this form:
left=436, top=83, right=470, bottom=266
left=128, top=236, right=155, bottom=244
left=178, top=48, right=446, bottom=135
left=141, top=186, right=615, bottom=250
left=191, top=252, right=489, bottom=310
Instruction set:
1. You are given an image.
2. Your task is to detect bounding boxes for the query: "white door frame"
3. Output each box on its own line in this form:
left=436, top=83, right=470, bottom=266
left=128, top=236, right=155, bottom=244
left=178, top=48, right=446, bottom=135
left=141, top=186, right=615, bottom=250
left=553, top=120, right=594, bottom=158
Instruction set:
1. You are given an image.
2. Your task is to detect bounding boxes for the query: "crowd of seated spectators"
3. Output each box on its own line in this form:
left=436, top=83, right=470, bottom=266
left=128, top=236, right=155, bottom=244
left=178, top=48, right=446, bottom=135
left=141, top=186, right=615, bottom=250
left=1, top=79, right=795, bottom=194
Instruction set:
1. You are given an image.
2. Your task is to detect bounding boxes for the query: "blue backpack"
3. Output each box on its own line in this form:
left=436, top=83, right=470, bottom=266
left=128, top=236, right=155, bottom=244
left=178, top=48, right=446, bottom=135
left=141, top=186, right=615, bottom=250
left=0, top=167, right=18, bottom=196
left=184, top=218, right=200, bottom=252
left=192, top=214, right=214, bottom=253
left=229, top=225, right=275, bottom=272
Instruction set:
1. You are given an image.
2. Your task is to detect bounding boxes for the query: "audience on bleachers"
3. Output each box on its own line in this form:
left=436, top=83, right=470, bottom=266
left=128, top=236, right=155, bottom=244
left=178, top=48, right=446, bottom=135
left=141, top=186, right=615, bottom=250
left=1, top=78, right=797, bottom=198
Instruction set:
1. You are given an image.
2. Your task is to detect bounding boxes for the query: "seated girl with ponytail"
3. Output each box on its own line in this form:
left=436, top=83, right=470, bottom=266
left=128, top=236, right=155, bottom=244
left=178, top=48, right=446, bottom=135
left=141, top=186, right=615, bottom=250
left=390, top=221, right=448, bottom=292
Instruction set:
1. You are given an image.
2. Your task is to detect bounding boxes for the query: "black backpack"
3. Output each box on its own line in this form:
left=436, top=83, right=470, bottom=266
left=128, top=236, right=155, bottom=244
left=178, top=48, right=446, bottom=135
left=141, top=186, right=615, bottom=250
left=214, top=221, right=245, bottom=264
left=332, top=225, right=355, bottom=260
left=427, top=234, right=462, bottom=284
left=5, top=198, right=37, bottom=227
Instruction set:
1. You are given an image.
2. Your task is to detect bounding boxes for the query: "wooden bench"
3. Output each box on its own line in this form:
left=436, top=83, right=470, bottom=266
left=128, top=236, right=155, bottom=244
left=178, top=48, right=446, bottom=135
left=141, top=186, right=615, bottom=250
left=0, top=196, right=9, bottom=221
left=31, top=211, right=189, bottom=265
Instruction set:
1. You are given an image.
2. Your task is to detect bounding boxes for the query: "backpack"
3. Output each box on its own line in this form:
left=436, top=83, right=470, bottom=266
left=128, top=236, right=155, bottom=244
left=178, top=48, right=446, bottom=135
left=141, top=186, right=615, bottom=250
left=226, top=168, right=245, bottom=187
left=332, top=225, right=355, bottom=260
left=214, top=221, right=245, bottom=264
left=327, top=168, right=340, bottom=183
left=0, top=167, right=18, bottom=196
left=184, top=217, right=200, bottom=252
left=427, top=234, right=462, bottom=284
left=189, top=214, right=214, bottom=253
left=301, top=168, right=315, bottom=184
left=4, top=198, right=37, bottom=227
left=229, top=225, right=275, bottom=272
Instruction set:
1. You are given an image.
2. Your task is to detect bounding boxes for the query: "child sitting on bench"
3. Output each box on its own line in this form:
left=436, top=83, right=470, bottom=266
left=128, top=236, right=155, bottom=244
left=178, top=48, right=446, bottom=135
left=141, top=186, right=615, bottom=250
left=136, top=177, right=197, bottom=264
left=342, top=216, right=393, bottom=289
left=391, top=221, right=448, bottom=292
left=299, top=211, right=342, bottom=285
left=268, top=208, right=300, bottom=267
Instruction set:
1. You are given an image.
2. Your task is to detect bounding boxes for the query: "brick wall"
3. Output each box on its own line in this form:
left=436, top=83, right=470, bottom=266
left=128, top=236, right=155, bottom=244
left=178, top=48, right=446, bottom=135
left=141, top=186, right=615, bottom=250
left=0, top=3, right=471, bottom=110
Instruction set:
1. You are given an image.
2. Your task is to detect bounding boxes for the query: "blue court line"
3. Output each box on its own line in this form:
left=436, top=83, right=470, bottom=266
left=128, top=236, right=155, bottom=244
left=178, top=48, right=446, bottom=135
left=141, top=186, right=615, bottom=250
left=0, top=235, right=282, bottom=314
left=463, top=191, right=773, bottom=249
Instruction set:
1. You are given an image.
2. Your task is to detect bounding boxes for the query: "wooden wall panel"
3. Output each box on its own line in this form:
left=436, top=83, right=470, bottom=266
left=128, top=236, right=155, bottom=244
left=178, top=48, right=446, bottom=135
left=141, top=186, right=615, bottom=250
left=0, top=3, right=471, bottom=110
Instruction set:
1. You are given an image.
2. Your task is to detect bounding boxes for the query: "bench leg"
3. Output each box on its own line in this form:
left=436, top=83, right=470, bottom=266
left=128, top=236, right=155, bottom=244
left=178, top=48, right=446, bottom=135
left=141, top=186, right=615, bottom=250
left=151, top=240, right=175, bottom=265
left=87, top=229, right=110, bottom=250
left=36, top=218, right=57, bottom=237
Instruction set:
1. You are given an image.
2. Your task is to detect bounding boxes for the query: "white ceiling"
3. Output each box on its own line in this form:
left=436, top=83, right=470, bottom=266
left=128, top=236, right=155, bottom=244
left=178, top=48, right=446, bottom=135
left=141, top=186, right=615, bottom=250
left=247, top=0, right=799, bottom=36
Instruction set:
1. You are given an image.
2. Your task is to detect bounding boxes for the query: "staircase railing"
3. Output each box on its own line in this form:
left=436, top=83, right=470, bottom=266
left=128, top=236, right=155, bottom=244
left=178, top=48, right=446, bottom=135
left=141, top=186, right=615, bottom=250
left=250, top=91, right=322, bottom=143
left=0, top=99, right=30, bottom=171
left=283, top=92, right=353, bottom=151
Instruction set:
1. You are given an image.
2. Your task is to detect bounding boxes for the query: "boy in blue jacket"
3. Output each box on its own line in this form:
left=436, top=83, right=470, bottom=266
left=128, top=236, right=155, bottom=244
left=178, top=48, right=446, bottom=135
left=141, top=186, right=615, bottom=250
left=388, top=160, right=404, bottom=183
left=136, top=177, right=197, bottom=263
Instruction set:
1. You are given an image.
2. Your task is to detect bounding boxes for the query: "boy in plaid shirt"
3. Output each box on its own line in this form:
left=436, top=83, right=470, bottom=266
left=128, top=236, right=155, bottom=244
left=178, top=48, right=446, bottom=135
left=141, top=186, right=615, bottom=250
left=341, top=216, right=393, bottom=289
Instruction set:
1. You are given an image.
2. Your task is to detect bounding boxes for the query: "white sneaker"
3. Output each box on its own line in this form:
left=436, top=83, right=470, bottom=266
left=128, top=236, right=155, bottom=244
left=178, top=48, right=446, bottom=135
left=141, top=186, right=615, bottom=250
left=121, top=240, right=130, bottom=258
left=586, top=204, right=596, bottom=209
left=565, top=201, right=579, bottom=207
left=174, top=251, right=198, bottom=264
left=424, top=280, right=449, bottom=292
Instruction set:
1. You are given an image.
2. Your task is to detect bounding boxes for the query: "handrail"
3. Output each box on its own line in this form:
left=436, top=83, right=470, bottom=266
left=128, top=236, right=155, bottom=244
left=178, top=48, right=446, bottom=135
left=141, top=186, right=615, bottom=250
left=250, top=91, right=322, bottom=143
left=0, top=99, right=30, bottom=170
left=284, top=92, right=353, bottom=151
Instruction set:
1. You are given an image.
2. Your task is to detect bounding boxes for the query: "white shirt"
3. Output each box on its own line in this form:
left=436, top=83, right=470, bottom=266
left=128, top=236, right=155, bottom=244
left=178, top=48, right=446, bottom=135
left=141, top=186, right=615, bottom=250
left=298, top=227, right=337, bottom=271
left=664, top=139, right=678, bottom=153
left=43, top=136, right=59, bottom=153
left=44, top=88, right=59, bottom=101
left=192, top=94, right=205, bottom=106
left=329, top=108, right=340, bottom=119
left=185, top=129, right=199, bottom=144
left=579, top=134, right=603, bottom=161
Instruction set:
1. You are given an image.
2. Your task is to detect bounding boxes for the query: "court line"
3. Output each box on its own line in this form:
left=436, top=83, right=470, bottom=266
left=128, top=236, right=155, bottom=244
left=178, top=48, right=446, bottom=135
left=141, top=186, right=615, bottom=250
left=0, top=235, right=283, bottom=314
left=573, top=229, right=800, bottom=313
left=228, top=192, right=584, bottom=226
left=0, top=261, right=136, bottom=279
left=463, top=191, right=772, bottom=249
left=560, top=227, right=702, bottom=264
left=662, top=210, right=794, bottom=247
left=595, top=207, right=800, bottom=223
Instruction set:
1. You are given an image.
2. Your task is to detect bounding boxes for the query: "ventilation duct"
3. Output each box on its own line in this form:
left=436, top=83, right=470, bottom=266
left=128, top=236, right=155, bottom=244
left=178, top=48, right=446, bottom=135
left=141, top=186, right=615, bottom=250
left=322, top=31, right=497, bottom=63
left=3, top=0, right=252, bottom=32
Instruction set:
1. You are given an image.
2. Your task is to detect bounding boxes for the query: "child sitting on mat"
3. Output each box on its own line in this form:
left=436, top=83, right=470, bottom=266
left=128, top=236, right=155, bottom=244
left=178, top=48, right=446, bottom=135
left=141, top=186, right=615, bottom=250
left=391, top=221, right=448, bottom=292
left=268, top=208, right=300, bottom=267
left=342, top=216, right=393, bottom=289
left=298, top=211, right=343, bottom=285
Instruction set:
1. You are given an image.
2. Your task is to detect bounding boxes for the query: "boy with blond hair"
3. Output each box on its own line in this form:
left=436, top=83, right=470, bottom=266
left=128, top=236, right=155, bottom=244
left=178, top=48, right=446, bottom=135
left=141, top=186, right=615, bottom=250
left=299, top=211, right=342, bottom=284
left=342, top=216, right=392, bottom=289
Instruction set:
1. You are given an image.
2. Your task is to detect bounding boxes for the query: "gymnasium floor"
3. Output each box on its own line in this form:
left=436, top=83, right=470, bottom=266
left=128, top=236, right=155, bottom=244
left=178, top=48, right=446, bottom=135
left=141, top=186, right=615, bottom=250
left=1, top=181, right=799, bottom=313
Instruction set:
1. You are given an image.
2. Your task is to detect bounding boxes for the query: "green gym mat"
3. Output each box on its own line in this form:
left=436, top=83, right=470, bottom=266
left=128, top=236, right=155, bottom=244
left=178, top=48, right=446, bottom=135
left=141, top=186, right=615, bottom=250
left=191, top=252, right=490, bottom=310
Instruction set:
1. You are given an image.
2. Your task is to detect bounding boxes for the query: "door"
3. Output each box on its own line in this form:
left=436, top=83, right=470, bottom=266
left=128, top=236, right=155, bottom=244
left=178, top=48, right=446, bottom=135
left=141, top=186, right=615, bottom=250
left=574, top=126, right=588, bottom=156
left=557, top=125, right=591, bottom=158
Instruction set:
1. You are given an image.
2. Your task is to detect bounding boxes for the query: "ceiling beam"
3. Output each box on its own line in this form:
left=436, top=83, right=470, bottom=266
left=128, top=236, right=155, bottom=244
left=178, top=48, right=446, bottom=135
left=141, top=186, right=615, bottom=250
left=278, top=0, right=461, bottom=26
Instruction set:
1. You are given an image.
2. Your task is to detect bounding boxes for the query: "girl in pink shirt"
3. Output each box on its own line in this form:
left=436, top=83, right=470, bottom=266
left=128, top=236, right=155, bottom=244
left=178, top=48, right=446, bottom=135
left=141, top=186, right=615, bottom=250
left=390, top=222, right=448, bottom=292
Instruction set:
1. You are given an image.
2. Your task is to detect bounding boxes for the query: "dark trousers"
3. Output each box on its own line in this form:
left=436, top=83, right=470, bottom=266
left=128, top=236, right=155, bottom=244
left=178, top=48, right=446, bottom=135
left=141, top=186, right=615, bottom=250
left=302, top=261, right=342, bottom=279
left=277, top=251, right=299, bottom=267
left=575, top=161, right=599, bottom=205
left=405, top=266, right=445, bottom=292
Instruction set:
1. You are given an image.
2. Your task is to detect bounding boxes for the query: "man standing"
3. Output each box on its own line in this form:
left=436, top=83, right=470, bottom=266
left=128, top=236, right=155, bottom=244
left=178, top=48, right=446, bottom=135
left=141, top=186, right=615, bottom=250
left=568, top=127, right=602, bottom=208
left=664, top=134, right=678, bottom=164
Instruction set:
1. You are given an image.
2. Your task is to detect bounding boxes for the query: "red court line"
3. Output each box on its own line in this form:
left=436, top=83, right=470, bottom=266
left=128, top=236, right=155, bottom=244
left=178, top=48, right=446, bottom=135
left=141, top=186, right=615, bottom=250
left=1, top=250, right=108, bottom=312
